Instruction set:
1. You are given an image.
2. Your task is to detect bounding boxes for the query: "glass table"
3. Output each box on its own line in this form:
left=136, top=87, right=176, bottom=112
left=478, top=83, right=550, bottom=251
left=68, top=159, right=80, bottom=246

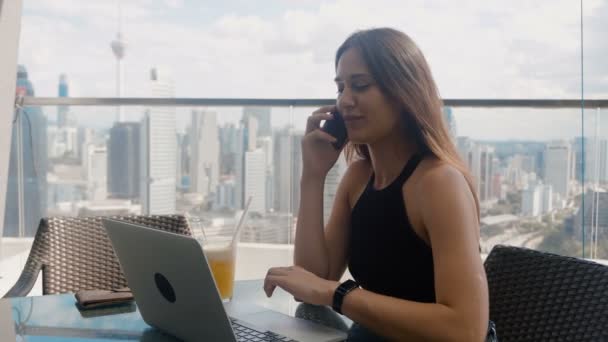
left=0, top=280, right=350, bottom=341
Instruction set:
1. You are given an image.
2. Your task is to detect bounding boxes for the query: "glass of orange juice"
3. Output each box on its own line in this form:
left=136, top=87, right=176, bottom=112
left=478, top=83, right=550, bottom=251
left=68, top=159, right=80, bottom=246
left=190, top=197, right=250, bottom=302
left=203, top=237, right=237, bottom=302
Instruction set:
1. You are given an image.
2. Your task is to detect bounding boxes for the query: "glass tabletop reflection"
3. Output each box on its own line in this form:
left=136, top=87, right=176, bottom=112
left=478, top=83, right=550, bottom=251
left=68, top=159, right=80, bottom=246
left=0, top=280, right=349, bottom=342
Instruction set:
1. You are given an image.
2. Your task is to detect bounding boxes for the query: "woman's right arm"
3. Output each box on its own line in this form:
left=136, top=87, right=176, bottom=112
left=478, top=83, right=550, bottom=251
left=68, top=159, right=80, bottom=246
left=294, top=111, right=369, bottom=279
left=293, top=105, right=352, bottom=280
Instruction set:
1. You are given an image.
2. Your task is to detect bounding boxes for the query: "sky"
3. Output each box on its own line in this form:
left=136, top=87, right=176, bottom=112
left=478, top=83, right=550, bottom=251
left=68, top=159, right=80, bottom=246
left=16, top=0, right=608, bottom=140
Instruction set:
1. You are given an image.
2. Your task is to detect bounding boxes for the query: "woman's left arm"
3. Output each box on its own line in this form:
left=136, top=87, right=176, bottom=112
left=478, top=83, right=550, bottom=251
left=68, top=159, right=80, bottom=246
left=264, top=165, right=489, bottom=341
left=339, top=165, right=489, bottom=341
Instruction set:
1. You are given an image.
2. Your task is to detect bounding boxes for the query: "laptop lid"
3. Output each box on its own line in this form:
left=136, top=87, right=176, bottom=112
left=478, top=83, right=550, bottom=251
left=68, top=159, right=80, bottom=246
left=103, top=218, right=236, bottom=342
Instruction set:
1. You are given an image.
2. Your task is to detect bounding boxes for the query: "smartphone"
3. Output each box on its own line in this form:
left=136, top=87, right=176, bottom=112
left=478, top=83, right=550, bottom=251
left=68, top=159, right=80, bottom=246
left=321, top=111, right=348, bottom=150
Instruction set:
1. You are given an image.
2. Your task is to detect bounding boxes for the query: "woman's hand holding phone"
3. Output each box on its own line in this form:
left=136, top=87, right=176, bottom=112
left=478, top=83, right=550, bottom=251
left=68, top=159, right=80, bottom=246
left=301, top=105, right=346, bottom=180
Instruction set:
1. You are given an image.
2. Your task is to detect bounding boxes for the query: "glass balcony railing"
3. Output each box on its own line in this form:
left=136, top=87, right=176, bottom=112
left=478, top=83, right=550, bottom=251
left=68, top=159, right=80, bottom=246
left=1, top=97, right=608, bottom=297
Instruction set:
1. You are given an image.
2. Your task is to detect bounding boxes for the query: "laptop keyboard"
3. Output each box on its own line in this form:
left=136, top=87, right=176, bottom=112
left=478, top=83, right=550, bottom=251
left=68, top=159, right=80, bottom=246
left=230, top=318, right=298, bottom=342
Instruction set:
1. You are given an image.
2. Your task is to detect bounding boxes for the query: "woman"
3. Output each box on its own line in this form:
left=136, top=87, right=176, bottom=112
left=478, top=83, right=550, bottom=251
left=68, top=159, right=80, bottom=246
left=264, top=28, right=490, bottom=341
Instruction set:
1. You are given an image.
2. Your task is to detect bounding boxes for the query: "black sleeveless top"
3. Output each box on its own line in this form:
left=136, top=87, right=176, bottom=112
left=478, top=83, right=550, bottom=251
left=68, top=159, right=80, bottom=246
left=348, top=154, right=435, bottom=303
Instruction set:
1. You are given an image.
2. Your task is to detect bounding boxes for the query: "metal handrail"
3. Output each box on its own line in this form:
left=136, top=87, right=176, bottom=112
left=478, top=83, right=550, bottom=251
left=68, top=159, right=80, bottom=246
left=21, top=97, right=608, bottom=108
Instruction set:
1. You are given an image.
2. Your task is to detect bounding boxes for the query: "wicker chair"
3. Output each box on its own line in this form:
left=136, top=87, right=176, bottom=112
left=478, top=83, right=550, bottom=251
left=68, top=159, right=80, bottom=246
left=2, top=215, right=192, bottom=298
left=484, top=245, right=608, bottom=341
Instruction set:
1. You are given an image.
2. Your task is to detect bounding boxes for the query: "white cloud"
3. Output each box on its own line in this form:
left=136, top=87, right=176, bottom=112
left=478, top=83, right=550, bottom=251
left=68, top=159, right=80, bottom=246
left=164, top=0, right=184, bottom=9
left=16, top=0, right=608, bottom=136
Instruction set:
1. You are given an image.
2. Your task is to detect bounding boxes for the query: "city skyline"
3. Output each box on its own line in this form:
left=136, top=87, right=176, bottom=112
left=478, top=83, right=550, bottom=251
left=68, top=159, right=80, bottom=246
left=8, top=65, right=606, bottom=252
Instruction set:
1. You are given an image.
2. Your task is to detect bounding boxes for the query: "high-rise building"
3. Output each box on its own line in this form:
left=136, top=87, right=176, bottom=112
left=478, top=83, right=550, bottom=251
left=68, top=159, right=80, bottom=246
left=108, top=122, right=140, bottom=199
left=521, top=181, right=552, bottom=217
left=57, top=74, right=72, bottom=127
left=458, top=138, right=495, bottom=202
left=219, top=123, right=238, bottom=175
left=442, top=106, right=457, bottom=141
left=47, top=124, right=78, bottom=159
left=542, top=184, right=553, bottom=213
left=190, top=110, right=219, bottom=197
left=257, top=136, right=274, bottom=213
left=571, top=137, right=608, bottom=185
left=544, top=141, right=572, bottom=198
left=457, top=137, right=474, bottom=169
left=478, top=145, right=495, bottom=202
left=78, top=127, right=95, bottom=171
left=243, top=107, right=271, bottom=137
left=273, top=127, right=303, bottom=215
left=521, top=185, right=541, bottom=217
left=3, top=65, right=48, bottom=237
left=176, top=132, right=189, bottom=190
left=49, top=74, right=79, bottom=158
left=245, top=149, right=266, bottom=214
left=215, top=176, right=236, bottom=210
left=140, top=67, right=176, bottom=214
left=544, top=141, right=572, bottom=197
left=86, top=145, right=108, bottom=201
left=235, top=115, right=258, bottom=209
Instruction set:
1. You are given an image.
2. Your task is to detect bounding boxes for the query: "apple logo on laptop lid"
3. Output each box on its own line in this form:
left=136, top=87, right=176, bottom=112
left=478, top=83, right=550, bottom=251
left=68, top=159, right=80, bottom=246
left=154, top=273, right=176, bottom=303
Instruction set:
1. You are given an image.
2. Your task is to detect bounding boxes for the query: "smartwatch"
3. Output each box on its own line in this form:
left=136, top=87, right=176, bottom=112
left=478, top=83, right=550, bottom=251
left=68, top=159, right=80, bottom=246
left=332, top=279, right=360, bottom=315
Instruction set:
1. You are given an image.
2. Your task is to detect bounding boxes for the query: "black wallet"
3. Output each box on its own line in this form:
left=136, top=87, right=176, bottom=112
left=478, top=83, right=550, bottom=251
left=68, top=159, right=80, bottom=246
left=75, top=287, right=134, bottom=310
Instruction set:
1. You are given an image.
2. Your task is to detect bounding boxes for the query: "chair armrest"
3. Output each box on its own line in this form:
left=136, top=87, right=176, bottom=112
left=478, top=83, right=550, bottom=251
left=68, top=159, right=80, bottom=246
left=2, top=266, right=41, bottom=298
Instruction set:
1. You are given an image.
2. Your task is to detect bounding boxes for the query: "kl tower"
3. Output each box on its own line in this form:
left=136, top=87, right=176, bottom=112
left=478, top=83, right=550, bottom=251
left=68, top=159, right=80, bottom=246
left=110, top=0, right=126, bottom=122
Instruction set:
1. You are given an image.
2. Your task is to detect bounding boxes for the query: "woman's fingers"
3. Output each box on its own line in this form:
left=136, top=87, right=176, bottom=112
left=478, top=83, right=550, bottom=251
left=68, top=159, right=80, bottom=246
left=306, top=105, right=338, bottom=133
left=264, top=274, right=286, bottom=297
left=264, top=267, right=292, bottom=297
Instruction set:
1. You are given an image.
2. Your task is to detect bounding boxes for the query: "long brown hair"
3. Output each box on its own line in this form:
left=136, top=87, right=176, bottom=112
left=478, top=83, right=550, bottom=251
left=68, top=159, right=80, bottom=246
left=336, top=28, right=480, bottom=216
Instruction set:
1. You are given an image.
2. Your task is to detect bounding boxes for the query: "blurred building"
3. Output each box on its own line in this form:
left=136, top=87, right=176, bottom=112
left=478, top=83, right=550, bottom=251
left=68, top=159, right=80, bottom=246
left=190, top=110, right=219, bottom=198
left=3, top=65, right=47, bottom=237
left=108, top=122, right=141, bottom=200
left=544, top=140, right=572, bottom=197
left=243, top=106, right=271, bottom=137
left=273, top=127, right=303, bottom=215
left=140, top=67, right=176, bottom=214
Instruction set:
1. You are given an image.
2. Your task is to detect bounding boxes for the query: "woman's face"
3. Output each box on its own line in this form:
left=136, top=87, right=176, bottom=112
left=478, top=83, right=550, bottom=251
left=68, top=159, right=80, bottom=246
left=335, top=48, right=403, bottom=145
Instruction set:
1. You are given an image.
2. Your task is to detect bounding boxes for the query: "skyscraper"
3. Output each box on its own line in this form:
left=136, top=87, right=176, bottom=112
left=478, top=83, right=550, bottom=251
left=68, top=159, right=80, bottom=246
left=273, top=127, right=303, bottom=215
left=521, top=181, right=552, bottom=217
left=108, top=122, right=140, bottom=199
left=457, top=136, right=474, bottom=169
left=478, top=145, right=495, bottom=202
left=87, top=145, right=108, bottom=201
left=219, top=123, right=238, bottom=175
left=257, top=136, right=274, bottom=213
left=176, top=132, right=189, bottom=190
left=572, top=137, right=605, bottom=185
left=442, top=106, right=457, bottom=141
left=215, top=175, right=236, bottom=210
left=544, top=140, right=572, bottom=197
left=3, top=65, right=48, bottom=237
left=245, top=149, right=266, bottom=214
left=235, top=115, right=258, bottom=209
left=140, top=67, right=176, bottom=214
left=57, top=74, right=72, bottom=127
left=190, top=110, right=219, bottom=197
left=458, top=138, right=495, bottom=202
left=243, top=107, right=271, bottom=137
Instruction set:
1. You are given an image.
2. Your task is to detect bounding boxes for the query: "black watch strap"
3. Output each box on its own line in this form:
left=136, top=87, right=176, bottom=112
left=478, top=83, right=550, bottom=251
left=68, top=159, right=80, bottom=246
left=332, top=279, right=359, bottom=315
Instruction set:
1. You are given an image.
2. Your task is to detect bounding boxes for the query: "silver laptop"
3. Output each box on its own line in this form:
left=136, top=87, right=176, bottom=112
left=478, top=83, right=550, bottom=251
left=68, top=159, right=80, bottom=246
left=103, top=214, right=347, bottom=342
